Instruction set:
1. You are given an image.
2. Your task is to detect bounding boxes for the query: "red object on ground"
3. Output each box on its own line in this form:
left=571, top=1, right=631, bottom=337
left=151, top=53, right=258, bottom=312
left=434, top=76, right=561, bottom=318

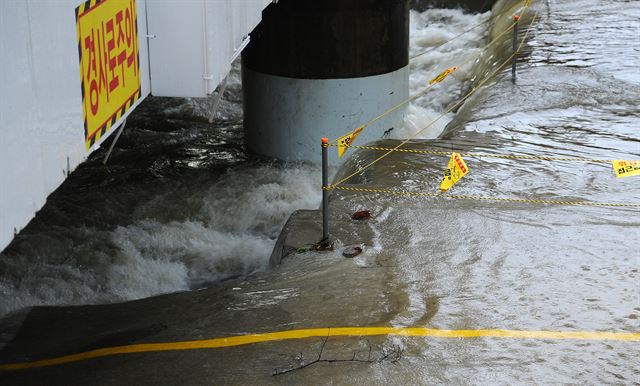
left=342, top=245, right=363, bottom=258
left=351, top=210, right=371, bottom=220
left=514, top=15, right=520, bottom=21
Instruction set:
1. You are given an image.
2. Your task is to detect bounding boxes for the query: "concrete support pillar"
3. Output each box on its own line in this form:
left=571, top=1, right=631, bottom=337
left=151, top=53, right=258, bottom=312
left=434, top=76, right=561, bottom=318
left=242, top=0, right=410, bottom=165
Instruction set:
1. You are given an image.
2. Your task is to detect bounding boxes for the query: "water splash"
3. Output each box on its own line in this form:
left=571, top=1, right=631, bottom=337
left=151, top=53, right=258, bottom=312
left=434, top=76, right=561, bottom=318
left=0, top=6, right=489, bottom=317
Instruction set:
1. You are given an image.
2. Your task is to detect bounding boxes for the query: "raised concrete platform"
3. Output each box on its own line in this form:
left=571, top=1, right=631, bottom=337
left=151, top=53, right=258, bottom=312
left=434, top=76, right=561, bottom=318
left=269, top=208, right=375, bottom=266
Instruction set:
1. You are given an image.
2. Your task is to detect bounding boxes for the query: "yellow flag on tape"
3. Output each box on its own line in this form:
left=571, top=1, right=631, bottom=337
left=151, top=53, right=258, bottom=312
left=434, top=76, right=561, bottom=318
left=337, top=126, right=364, bottom=158
left=612, top=160, right=640, bottom=178
left=440, top=152, right=469, bottom=192
left=429, top=66, right=459, bottom=85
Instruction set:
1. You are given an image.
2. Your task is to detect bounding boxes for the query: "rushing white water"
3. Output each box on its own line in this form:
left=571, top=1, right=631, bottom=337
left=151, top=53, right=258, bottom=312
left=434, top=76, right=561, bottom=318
left=0, top=163, right=321, bottom=315
left=0, top=7, right=490, bottom=317
left=398, top=8, right=491, bottom=139
left=108, top=163, right=321, bottom=291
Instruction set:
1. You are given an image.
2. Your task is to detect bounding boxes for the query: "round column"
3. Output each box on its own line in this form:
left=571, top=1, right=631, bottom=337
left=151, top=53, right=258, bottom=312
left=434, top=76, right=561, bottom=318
left=242, top=0, right=410, bottom=165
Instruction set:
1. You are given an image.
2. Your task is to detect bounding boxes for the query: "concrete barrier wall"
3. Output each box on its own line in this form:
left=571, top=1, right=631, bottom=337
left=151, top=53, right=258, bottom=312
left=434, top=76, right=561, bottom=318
left=0, top=0, right=271, bottom=251
left=147, top=0, right=271, bottom=97
left=0, top=0, right=152, bottom=251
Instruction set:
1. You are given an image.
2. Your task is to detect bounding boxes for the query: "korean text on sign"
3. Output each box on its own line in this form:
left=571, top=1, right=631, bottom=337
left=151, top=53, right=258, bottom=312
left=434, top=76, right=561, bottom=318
left=76, top=0, right=141, bottom=149
left=612, top=160, right=640, bottom=178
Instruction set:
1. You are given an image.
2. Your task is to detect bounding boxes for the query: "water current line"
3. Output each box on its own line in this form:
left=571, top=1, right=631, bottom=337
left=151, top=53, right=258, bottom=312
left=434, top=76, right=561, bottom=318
left=410, top=20, right=485, bottom=61
left=329, top=2, right=540, bottom=189
left=409, top=0, right=528, bottom=61
left=329, top=186, right=640, bottom=209
left=326, top=144, right=622, bottom=164
left=331, top=2, right=529, bottom=145
left=329, top=54, right=516, bottom=188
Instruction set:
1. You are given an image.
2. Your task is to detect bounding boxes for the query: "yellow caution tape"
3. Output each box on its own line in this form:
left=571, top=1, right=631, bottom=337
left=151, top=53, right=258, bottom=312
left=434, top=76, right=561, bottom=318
left=612, top=160, right=640, bottom=178
left=324, top=185, right=640, bottom=208
left=337, top=126, right=364, bottom=158
left=328, top=143, right=450, bottom=156
left=329, top=1, right=530, bottom=150
left=440, top=152, right=469, bottom=192
left=325, top=143, right=616, bottom=164
left=429, top=66, right=459, bottom=85
left=1, top=326, right=637, bottom=371
left=330, top=5, right=541, bottom=190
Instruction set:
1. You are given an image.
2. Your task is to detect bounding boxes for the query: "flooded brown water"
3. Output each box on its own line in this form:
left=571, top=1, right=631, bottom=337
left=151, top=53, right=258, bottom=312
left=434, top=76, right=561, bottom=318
left=1, top=0, right=638, bottom=384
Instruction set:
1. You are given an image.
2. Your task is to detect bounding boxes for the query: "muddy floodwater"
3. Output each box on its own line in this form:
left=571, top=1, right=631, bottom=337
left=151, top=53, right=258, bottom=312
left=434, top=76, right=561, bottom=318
left=1, top=0, right=639, bottom=384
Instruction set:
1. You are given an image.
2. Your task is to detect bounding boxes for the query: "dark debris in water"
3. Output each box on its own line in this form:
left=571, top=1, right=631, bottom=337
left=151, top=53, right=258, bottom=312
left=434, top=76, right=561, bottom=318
left=342, top=245, right=363, bottom=258
left=352, top=210, right=372, bottom=221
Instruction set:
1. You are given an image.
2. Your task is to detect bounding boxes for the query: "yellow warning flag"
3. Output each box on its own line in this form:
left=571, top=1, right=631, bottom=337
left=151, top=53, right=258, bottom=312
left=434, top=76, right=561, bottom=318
left=337, top=126, right=364, bottom=158
left=440, top=152, right=469, bottom=192
left=429, top=66, right=458, bottom=85
left=612, top=160, right=640, bottom=178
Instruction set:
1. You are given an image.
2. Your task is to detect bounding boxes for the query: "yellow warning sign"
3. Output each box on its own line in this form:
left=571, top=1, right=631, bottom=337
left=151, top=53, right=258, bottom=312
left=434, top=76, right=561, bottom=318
left=612, top=160, right=640, bottom=178
left=338, top=126, right=364, bottom=158
left=76, top=0, right=141, bottom=150
left=440, top=152, right=469, bottom=192
left=429, top=66, right=458, bottom=85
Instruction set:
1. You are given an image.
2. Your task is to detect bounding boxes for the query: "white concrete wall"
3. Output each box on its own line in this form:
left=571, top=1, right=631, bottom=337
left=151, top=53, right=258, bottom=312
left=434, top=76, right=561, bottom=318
left=0, top=0, right=270, bottom=251
left=147, top=0, right=271, bottom=97
left=0, top=0, right=150, bottom=251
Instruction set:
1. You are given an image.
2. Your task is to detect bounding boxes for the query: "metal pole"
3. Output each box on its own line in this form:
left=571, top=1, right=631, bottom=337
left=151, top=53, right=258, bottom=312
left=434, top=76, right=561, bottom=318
left=208, top=74, right=228, bottom=123
left=103, top=118, right=127, bottom=165
left=512, top=15, right=519, bottom=83
left=321, top=137, right=329, bottom=241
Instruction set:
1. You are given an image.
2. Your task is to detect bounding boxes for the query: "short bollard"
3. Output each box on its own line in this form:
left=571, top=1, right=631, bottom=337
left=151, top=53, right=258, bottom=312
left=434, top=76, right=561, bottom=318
left=321, top=137, right=329, bottom=241
left=512, top=15, right=520, bottom=83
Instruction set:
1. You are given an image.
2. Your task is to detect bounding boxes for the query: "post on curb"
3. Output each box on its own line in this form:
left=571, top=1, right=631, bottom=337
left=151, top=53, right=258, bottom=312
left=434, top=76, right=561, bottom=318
left=321, top=137, right=329, bottom=241
left=512, top=15, right=519, bottom=83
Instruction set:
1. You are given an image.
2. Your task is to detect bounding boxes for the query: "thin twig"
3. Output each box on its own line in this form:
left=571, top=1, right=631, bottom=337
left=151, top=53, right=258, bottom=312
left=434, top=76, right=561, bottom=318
left=272, top=336, right=403, bottom=376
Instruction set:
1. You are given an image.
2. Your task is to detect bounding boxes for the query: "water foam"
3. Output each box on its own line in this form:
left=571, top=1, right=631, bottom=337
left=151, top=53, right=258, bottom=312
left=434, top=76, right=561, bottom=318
left=0, top=163, right=320, bottom=316
left=0, top=7, right=489, bottom=317
left=396, top=8, right=490, bottom=139
left=109, top=163, right=321, bottom=293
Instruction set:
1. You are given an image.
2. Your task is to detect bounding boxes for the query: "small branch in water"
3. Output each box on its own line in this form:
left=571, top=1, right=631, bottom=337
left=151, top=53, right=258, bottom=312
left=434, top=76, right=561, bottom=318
left=272, top=335, right=403, bottom=376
